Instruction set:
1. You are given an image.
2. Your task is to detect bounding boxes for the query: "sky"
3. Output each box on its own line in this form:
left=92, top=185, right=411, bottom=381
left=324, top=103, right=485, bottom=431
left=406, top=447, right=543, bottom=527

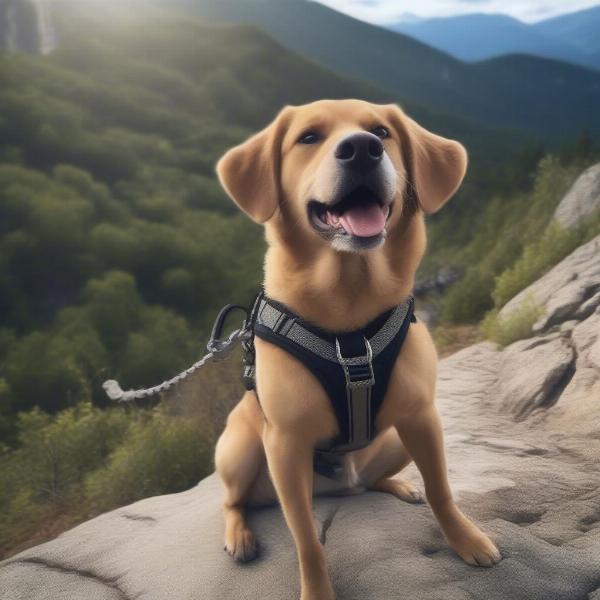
left=315, top=0, right=600, bottom=24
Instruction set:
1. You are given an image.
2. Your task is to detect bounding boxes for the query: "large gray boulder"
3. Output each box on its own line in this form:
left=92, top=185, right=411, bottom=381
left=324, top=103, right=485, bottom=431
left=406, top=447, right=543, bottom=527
left=554, top=163, right=600, bottom=229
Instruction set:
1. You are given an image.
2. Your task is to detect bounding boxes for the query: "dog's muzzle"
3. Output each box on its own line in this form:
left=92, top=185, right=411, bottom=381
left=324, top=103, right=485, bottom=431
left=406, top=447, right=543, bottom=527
left=308, top=133, right=396, bottom=252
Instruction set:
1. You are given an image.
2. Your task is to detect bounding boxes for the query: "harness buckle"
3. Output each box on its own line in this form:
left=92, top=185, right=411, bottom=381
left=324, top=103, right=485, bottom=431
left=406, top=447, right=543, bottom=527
left=335, top=337, right=375, bottom=389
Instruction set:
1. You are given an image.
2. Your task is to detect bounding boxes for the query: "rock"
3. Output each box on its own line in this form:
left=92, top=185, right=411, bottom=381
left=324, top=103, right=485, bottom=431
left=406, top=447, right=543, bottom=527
left=554, top=162, right=600, bottom=229
left=414, top=265, right=460, bottom=296
left=532, top=281, right=593, bottom=332
left=572, top=311, right=600, bottom=355
left=559, top=319, right=579, bottom=333
left=1, top=474, right=599, bottom=600
left=497, top=335, right=575, bottom=418
left=573, top=290, right=600, bottom=320
left=499, top=234, right=600, bottom=330
left=589, top=339, right=600, bottom=370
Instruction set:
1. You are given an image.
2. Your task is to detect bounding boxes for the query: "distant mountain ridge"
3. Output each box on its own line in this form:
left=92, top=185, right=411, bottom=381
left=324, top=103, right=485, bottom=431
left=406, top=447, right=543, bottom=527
left=178, top=0, right=600, bottom=141
left=535, top=6, right=600, bottom=64
left=390, top=6, right=600, bottom=71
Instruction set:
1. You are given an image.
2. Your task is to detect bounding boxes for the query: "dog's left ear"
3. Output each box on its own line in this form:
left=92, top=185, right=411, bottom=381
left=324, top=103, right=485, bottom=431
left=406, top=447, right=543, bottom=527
left=384, top=104, right=467, bottom=214
left=216, top=107, right=292, bottom=223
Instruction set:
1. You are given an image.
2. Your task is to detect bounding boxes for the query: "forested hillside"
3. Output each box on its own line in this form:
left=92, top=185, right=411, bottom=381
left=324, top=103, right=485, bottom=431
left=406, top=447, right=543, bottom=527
left=0, top=14, right=395, bottom=430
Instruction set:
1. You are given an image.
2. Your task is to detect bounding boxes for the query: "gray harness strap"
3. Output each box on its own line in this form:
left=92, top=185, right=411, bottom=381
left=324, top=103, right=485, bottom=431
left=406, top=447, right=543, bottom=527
left=256, top=299, right=412, bottom=363
left=334, top=336, right=374, bottom=451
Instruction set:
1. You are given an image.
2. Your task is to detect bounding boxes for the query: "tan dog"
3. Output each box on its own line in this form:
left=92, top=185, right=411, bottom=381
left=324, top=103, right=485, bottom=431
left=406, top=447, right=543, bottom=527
left=215, top=99, right=501, bottom=600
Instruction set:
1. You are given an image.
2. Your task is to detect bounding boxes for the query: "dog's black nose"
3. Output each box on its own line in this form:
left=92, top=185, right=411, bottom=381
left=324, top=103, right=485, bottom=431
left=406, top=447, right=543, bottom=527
left=335, top=132, right=384, bottom=173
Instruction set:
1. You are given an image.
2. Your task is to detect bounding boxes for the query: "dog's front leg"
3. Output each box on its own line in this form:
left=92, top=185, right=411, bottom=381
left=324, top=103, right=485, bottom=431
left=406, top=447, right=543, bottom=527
left=263, top=424, right=335, bottom=600
left=396, top=403, right=502, bottom=567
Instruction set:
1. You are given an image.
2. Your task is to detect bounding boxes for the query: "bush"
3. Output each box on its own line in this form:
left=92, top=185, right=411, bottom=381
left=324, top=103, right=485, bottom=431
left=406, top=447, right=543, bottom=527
left=480, top=295, right=543, bottom=346
left=492, top=222, right=581, bottom=309
left=85, top=409, right=212, bottom=512
left=0, top=403, right=212, bottom=557
left=441, top=268, right=495, bottom=323
left=438, top=156, right=590, bottom=324
left=0, top=404, right=131, bottom=551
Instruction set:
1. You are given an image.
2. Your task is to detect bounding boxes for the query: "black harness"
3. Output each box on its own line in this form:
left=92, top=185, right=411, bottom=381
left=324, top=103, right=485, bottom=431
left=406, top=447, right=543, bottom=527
left=240, top=292, right=416, bottom=479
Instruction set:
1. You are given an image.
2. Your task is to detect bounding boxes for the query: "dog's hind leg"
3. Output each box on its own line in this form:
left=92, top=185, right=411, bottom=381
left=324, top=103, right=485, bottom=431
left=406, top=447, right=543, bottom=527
left=352, top=426, right=424, bottom=504
left=215, top=392, right=264, bottom=562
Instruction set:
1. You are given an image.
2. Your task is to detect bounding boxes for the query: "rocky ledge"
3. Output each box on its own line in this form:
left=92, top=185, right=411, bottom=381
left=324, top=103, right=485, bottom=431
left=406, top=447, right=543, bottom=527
left=1, top=239, right=600, bottom=599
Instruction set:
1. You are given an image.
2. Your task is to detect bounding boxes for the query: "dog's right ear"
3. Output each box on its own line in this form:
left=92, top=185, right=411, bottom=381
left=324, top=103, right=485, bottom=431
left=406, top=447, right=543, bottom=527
left=216, top=107, right=292, bottom=223
left=383, top=104, right=467, bottom=214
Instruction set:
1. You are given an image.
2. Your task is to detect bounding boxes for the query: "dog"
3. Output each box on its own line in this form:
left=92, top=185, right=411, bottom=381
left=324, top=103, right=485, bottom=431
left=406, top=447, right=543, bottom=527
left=214, top=99, right=501, bottom=600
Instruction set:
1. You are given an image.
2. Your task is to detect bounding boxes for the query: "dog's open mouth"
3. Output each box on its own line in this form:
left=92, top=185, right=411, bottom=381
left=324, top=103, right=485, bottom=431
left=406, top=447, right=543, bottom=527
left=309, top=187, right=391, bottom=239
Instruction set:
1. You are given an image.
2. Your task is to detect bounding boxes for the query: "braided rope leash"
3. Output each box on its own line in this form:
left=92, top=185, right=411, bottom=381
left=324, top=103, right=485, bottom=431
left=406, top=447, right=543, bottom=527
left=102, top=327, right=251, bottom=403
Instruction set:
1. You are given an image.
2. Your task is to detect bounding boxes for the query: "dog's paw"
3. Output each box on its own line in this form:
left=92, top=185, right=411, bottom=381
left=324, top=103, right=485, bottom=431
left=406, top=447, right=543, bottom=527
left=224, top=527, right=258, bottom=563
left=448, top=528, right=501, bottom=568
left=393, top=480, right=425, bottom=504
left=373, top=477, right=425, bottom=504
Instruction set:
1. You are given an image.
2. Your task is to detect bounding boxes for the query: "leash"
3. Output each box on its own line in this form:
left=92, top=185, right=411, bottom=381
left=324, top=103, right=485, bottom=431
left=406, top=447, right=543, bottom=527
left=102, top=293, right=263, bottom=403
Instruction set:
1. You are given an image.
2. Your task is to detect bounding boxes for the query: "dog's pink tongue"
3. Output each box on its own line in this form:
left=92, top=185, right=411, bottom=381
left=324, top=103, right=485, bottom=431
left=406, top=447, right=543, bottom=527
left=338, top=204, right=387, bottom=237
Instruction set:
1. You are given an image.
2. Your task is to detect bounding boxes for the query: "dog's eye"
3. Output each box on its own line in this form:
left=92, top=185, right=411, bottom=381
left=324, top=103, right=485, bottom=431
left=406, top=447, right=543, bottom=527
left=370, top=126, right=389, bottom=139
left=297, top=131, right=321, bottom=145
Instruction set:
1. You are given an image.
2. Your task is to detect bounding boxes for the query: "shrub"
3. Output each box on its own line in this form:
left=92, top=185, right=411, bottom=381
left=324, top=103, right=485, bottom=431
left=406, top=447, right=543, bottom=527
left=480, top=295, right=543, bottom=346
left=441, top=268, right=495, bottom=323
left=0, top=403, right=212, bottom=557
left=0, top=404, right=131, bottom=551
left=85, top=409, right=212, bottom=512
left=438, top=156, right=590, bottom=325
left=492, top=222, right=581, bottom=309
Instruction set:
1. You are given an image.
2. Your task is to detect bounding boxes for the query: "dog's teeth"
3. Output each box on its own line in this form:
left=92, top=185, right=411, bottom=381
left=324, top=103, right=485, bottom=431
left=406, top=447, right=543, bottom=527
left=327, top=212, right=340, bottom=226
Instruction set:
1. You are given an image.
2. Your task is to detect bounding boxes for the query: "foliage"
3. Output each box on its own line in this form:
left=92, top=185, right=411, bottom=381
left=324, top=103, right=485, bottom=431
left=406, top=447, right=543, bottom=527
left=492, top=222, right=581, bottom=309
left=0, top=11, right=593, bottom=430
left=480, top=296, right=544, bottom=346
left=440, top=156, right=590, bottom=323
left=478, top=208, right=600, bottom=346
left=0, top=403, right=212, bottom=557
left=0, top=403, right=129, bottom=551
left=494, top=210, right=600, bottom=310
left=85, top=409, right=211, bottom=512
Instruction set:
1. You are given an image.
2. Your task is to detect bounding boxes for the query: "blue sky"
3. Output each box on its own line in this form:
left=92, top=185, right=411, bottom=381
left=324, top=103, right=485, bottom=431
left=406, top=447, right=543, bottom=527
left=315, top=0, right=600, bottom=23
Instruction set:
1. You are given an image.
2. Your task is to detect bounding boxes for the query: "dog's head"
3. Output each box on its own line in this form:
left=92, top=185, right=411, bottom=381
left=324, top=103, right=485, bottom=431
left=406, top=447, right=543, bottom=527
left=217, top=100, right=467, bottom=253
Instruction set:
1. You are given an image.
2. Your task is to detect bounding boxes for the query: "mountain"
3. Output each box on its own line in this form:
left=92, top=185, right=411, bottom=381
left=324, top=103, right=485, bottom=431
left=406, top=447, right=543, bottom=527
left=178, top=0, right=600, bottom=141
left=389, top=13, right=593, bottom=70
left=534, top=5, right=600, bottom=63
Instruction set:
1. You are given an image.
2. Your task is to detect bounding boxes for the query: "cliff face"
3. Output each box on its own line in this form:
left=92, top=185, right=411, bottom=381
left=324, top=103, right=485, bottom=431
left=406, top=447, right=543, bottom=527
left=0, top=0, right=57, bottom=54
left=1, top=231, right=600, bottom=599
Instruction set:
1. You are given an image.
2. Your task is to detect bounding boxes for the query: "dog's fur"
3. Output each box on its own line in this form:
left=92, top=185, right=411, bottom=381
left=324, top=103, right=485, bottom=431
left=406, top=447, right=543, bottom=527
left=215, top=100, right=500, bottom=600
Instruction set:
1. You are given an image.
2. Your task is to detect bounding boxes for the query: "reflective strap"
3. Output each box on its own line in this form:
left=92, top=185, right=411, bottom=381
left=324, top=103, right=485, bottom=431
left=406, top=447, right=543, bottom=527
left=256, top=297, right=412, bottom=363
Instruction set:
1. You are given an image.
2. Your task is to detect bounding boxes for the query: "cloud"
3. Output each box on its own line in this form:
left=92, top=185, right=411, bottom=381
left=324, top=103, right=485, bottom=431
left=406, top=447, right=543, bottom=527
left=315, top=0, right=600, bottom=24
